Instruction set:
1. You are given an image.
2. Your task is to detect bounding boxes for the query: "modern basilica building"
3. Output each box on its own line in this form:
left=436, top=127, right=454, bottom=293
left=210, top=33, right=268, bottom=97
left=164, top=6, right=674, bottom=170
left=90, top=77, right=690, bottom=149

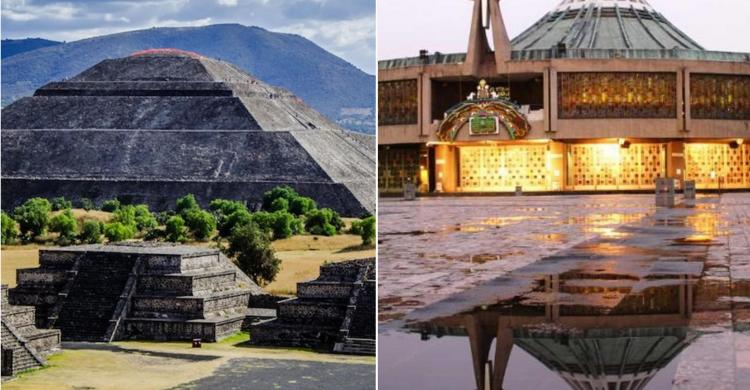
left=378, top=0, right=750, bottom=194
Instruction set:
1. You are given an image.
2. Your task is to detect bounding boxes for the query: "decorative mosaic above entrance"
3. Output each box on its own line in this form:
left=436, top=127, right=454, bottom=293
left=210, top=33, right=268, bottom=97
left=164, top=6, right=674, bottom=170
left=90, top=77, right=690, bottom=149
left=437, top=80, right=531, bottom=141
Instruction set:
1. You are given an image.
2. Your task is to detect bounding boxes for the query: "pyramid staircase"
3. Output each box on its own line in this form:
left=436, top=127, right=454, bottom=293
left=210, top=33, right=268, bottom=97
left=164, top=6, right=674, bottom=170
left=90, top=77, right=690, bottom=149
left=251, top=258, right=375, bottom=355
left=1, top=285, right=60, bottom=377
left=9, top=244, right=263, bottom=343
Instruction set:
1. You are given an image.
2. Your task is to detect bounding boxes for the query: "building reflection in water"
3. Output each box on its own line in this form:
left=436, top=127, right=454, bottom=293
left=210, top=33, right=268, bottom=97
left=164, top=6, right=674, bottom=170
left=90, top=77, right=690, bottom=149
left=410, top=273, right=697, bottom=390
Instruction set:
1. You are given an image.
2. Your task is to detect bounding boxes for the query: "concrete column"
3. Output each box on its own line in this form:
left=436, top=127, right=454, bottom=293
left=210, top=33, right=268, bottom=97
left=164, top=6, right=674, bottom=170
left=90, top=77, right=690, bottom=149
left=465, top=315, right=494, bottom=390
left=420, top=73, right=433, bottom=137
left=549, top=68, right=558, bottom=133
left=493, top=326, right=514, bottom=390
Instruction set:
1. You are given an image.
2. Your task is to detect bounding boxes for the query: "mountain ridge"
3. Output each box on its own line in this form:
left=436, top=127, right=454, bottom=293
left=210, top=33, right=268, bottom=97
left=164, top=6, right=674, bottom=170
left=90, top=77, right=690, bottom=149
left=1, top=24, right=374, bottom=134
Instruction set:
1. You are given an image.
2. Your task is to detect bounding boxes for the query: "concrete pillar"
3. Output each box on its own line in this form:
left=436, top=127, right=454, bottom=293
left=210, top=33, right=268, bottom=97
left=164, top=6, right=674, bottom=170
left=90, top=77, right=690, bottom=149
left=493, top=326, right=513, bottom=390
left=465, top=315, right=494, bottom=390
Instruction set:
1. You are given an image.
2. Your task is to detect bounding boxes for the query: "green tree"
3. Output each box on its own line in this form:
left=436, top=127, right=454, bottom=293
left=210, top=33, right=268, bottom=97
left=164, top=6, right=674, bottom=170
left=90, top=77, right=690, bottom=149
left=185, top=209, right=217, bottom=241
left=224, top=222, right=281, bottom=286
left=289, top=196, right=316, bottom=216
left=250, top=211, right=275, bottom=235
left=210, top=199, right=247, bottom=226
left=49, top=209, right=78, bottom=245
left=305, top=208, right=343, bottom=236
left=262, top=186, right=298, bottom=211
left=79, top=220, right=103, bottom=244
left=1, top=212, right=19, bottom=245
left=51, top=197, right=73, bottom=211
left=176, top=194, right=199, bottom=217
left=13, top=198, right=52, bottom=242
left=269, top=197, right=289, bottom=212
left=359, top=216, right=376, bottom=246
left=79, top=198, right=95, bottom=211
left=103, top=222, right=135, bottom=242
left=270, top=211, right=297, bottom=239
left=133, top=204, right=158, bottom=232
left=217, top=209, right=253, bottom=238
left=112, top=205, right=137, bottom=228
left=165, top=215, right=188, bottom=243
left=101, top=199, right=121, bottom=212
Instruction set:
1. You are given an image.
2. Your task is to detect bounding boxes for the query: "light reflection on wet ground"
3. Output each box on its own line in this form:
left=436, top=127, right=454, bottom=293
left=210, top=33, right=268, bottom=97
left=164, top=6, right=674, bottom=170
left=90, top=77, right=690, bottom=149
left=379, top=193, right=750, bottom=389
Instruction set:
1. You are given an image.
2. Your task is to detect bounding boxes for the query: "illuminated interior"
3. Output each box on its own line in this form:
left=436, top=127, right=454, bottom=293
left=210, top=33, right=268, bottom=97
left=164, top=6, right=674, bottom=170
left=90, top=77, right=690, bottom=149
left=567, top=143, right=666, bottom=190
left=685, top=143, right=750, bottom=189
left=458, top=144, right=559, bottom=191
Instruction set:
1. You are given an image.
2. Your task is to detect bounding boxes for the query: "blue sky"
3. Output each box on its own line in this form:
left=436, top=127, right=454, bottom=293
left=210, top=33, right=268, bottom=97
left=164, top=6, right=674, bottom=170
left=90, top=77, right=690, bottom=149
left=379, top=0, right=750, bottom=60
left=1, top=0, right=376, bottom=74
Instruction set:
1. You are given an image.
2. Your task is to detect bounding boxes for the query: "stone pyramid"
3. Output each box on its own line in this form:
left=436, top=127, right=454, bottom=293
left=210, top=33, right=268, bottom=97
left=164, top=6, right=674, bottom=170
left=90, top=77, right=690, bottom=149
left=1, top=49, right=374, bottom=216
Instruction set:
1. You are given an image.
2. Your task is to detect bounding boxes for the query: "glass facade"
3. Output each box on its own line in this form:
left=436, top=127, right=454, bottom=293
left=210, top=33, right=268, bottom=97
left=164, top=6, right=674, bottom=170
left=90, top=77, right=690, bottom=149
left=558, top=72, right=677, bottom=119
left=685, top=143, right=750, bottom=188
left=691, top=74, right=750, bottom=120
left=378, top=80, right=419, bottom=126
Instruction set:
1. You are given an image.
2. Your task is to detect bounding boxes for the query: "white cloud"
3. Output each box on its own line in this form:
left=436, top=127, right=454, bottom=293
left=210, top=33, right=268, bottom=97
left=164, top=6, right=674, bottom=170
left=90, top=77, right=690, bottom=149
left=216, top=0, right=238, bottom=7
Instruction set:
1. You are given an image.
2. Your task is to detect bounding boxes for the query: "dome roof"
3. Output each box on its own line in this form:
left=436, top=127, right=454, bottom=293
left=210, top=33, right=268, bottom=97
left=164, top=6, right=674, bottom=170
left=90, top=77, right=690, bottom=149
left=512, top=0, right=703, bottom=51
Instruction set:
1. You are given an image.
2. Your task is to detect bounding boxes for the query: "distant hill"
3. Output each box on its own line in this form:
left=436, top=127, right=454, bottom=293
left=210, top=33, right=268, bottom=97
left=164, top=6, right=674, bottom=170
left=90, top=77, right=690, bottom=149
left=1, top=38, right=62, bottom=59
left=1, top=24, right=374, bottom=134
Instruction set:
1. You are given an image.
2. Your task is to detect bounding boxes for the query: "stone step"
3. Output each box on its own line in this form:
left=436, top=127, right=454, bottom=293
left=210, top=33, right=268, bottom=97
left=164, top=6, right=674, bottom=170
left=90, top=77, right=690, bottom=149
left=250, top=321, right=340, bottom=349
left=276, top=298, right=348, bottom=326
left=137, top=269, right=237, bottom=296
left=130, top=289, right=250, bottom=319
left=123, top=313, right=245, bottom=342
left=2, top=306, right=37, bottom=329
left=296, top=281, right=354, bottom=300
left=334, top=338, right=375, bottom=355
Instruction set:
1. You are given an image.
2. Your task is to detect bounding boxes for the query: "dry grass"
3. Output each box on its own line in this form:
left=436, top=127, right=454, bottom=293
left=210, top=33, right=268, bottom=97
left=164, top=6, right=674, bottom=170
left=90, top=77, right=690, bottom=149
left=1, top=245, right=41, bottom=287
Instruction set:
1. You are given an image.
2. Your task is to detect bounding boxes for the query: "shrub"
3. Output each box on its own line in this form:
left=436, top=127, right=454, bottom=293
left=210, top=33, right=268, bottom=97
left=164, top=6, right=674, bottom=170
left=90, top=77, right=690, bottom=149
left=304, top=208, right=343, bottom=236
left=103, top=222, right=135, bottom=242
left=155, top=211, right=173, bottom=225
left=359, top=216, right=376, bottom=246
left=209, top=199, right=247, bottom=225
left=250, top=211, right=276, bottom=235
left=79, top=198, right=95, bottom=211
left=218, top=209, right=253, bottom=238
left=111, top=205, right=137, bottom=228
left=262, top=186, right=298, bottom=211
left=223, top=222, right=281, bottom=286
left=289, top=196, right=316, bottom=216
left=165, top=216, right=188, bottom=243
left=1, top=212, right=19, bottom=245
left=185, top=209, right=217, bottom=241
left=51, top=197, right=73, bottom=211
left=49, top=209, right=78, bottom=245
left=176, top=194, right=199, bottom=217
left=269, top=197, right=289, bottom=212
left=13, top=198, right=51, bottom=242
left=133, top=204, right=158, bottom=232
left=270, top=211, right=297, bottom=239
left=101, top=199, right=121, bottom=212
left=349, top=220, right=364, bottom=236
left=79, top=220, right=103, bottom=244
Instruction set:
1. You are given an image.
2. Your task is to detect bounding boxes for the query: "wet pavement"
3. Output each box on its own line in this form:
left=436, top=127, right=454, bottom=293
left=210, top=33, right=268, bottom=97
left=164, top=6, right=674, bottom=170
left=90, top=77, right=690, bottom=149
left=378, top=193, right=750, bottom=390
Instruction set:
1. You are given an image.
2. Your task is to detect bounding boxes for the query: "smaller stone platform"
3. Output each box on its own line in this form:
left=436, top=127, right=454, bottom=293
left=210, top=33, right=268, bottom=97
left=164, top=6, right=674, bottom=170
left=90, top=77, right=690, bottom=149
left=250, top=259, right=375, bottom=355
left=9, top=243, right=265, bottom=343
left=1, top=285, right=61, bottom=377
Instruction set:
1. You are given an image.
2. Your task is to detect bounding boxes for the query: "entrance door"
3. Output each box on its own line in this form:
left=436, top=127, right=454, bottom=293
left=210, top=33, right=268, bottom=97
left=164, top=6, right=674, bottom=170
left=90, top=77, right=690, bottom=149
left=1, top=348, right=13, bottom=376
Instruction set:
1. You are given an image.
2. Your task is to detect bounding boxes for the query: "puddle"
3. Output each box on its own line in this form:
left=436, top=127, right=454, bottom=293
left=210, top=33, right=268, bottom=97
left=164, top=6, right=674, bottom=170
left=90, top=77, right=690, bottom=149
left=379, top=194, right=750, bottom=389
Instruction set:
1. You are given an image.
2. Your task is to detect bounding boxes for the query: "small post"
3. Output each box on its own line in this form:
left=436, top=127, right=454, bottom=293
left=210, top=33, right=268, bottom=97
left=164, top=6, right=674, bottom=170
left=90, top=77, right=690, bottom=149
left=192, top=338, right=202, bottom=348
left=403, top=181, right=417, bottom=201
left=515, top=186, right=523, bottom=197
left=683, top=180, right=696, bottom=207
left=655, top=178, right=676, bottom=208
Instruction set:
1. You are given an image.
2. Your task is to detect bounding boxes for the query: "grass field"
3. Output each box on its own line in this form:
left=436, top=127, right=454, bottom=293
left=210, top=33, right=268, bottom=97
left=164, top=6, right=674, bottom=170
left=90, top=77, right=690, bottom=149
left=1, top=217, right=374, bottom=296
left=2, top=332, right=373, bottom=390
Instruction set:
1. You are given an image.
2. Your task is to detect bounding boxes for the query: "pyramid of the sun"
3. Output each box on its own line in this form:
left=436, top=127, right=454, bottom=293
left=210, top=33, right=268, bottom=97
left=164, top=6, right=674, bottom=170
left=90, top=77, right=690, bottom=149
left=1, top=49, right=375, bottom=216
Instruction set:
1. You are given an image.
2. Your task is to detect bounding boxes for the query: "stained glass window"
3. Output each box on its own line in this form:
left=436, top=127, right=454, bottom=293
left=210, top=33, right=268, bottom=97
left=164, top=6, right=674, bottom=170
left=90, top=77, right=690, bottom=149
left=690, top=74, right=750, bottom=120
left=558, top=72, right=677, bottom=119
left=378, top=80, right=418, bottom=125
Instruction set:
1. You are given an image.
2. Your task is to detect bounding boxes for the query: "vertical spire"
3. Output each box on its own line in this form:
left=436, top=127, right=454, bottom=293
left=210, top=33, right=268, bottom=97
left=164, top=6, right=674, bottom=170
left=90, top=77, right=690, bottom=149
left=464, top=0, right=512, bottom=75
